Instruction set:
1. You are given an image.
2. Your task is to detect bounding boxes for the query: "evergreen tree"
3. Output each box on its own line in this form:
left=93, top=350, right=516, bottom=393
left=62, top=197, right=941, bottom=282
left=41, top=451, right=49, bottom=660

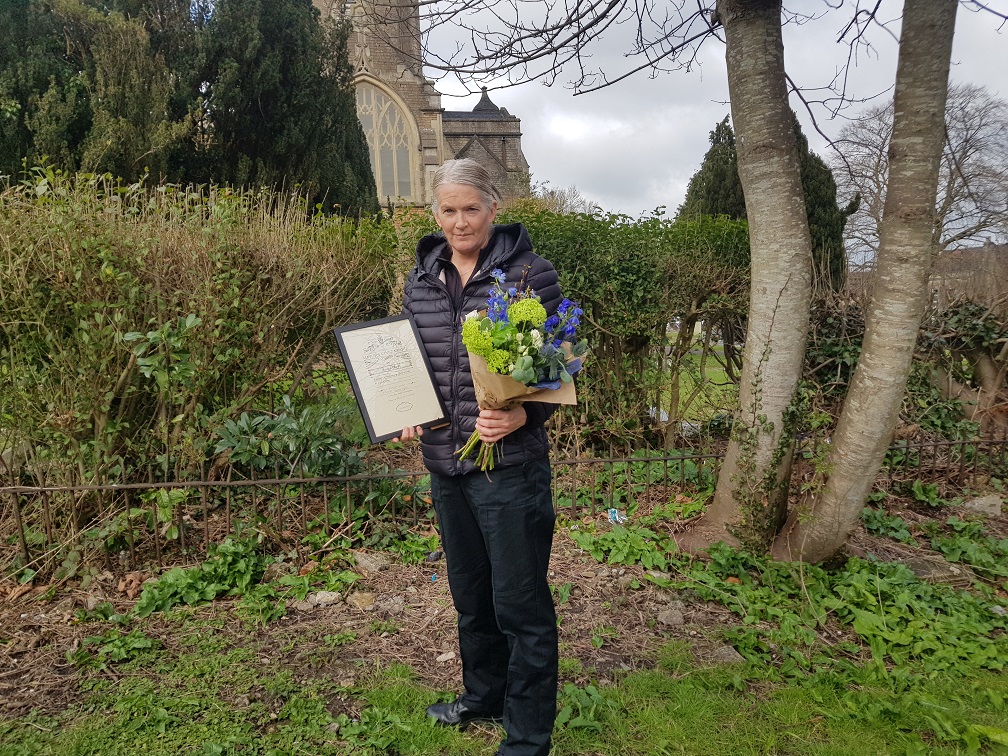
left=94, top=0, right=212, bottom=178
left=2, top=0, right=376, bottom=215
left=676, top=116, right=746, bottom=220
left=198, top=0, right=378, bottom=215
left=79, top=8, right=190, bottom=180
left=1, top=0, right=189, bottom=180
left=792, top=112, right=859, bottom=290
left=0, top=0, right=89, bottom=176
left=678, top=114, right=857, bottom=289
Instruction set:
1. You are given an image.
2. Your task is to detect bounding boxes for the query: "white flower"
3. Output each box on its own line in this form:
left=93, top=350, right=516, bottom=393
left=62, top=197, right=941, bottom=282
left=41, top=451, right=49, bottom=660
left=530, top=329, right=543, bottom=349
left=465, top=310, right=479, bottom=320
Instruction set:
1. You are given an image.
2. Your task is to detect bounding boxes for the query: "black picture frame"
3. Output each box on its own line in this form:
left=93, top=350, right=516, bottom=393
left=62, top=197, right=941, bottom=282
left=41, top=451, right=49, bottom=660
left=334, top=314, right=448, bottom=444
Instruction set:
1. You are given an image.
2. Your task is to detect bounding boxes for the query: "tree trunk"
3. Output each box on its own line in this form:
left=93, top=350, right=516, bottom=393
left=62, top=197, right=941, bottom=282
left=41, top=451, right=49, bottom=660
left=773, top=0, right=958, bottom=563
left=679, top=0, right=812, bottom=552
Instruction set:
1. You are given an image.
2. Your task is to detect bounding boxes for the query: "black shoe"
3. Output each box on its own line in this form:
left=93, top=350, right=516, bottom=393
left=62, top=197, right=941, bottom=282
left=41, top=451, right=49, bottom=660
left=426, top=699, right=503, bottom=729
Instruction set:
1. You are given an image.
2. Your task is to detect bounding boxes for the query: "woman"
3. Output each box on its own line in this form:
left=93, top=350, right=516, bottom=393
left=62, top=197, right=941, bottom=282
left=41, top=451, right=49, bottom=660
left=397, top=159, right=559, bottom=756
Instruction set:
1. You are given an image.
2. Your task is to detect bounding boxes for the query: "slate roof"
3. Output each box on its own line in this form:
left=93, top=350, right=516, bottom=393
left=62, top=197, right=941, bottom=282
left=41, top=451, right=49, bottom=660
left=442, top=87, right=515, bottom=121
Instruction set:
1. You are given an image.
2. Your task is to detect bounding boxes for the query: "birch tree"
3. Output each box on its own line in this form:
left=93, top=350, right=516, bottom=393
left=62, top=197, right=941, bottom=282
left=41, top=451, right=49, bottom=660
left=773, top=0, right=959, bottom=562
left=678, top=0, right=812, bottom=552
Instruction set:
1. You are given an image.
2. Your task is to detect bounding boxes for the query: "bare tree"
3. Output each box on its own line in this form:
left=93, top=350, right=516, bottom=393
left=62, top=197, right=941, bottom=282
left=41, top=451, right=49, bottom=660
left=679, top=0, right=811, bottom=552
left=774, top=0, right=958, bottom=562
left=529, top=180, right=602, bottom=214
left=834, top=83, right=1008, bottom=266
left=413, top=0, right=719, bottom=93
left=360, top=1, right=1006, bottom=101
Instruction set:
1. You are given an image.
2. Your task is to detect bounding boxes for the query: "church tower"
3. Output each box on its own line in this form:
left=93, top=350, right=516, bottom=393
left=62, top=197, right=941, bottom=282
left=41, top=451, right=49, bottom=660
left=313, top=0, right=529, bottom=206
left=443, top=88, right=530, bottom=204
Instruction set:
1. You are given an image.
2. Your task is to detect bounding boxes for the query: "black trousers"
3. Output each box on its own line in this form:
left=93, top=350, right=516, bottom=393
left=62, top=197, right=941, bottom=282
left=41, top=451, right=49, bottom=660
left=430, top=459, right=558, bottom=756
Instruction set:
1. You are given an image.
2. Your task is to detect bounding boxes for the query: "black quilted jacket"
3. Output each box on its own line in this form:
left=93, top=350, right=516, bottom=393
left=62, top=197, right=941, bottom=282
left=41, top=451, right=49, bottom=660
left=403, top=223, right=562, bottom=476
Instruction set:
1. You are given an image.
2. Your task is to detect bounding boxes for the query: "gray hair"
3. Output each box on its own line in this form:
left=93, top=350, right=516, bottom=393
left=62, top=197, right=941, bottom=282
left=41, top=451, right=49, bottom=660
left=431, top=159, right=501, bottom=213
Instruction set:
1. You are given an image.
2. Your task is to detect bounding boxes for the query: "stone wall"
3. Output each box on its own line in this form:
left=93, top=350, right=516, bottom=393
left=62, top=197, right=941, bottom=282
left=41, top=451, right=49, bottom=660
left=312, top=0, right=529, bottom=206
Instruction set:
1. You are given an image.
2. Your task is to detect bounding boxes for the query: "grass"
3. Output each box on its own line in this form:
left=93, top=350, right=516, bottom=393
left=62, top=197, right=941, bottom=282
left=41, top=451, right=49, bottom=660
left=555, top=661, right=1008, bottom=755
left=659, top=348, right=738, bottom=425
left=3, top=629, right=1006, bottom=756
left=2, top=477, right=1007, bottom=755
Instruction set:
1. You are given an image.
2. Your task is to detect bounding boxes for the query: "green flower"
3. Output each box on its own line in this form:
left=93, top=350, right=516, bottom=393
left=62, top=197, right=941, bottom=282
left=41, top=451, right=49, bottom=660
left=461, top=317, right=493, bottom=357
left=486, top=349, right=512, bottom=374
left=507, top=298, right=547, bottom=329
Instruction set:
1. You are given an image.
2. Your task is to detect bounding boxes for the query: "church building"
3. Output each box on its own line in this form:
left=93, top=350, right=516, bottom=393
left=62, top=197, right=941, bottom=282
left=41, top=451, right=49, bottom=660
left=313, top=0, right=530, bottom=207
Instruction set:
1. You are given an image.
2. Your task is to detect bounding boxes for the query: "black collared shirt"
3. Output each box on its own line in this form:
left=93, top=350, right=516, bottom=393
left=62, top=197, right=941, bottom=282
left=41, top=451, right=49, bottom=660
left=436, top=242, right=492, bottom=308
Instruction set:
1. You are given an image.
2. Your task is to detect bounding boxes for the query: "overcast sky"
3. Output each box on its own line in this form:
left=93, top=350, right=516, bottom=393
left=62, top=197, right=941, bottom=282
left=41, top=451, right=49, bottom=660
left=429, top=2, right=1008, bottom=218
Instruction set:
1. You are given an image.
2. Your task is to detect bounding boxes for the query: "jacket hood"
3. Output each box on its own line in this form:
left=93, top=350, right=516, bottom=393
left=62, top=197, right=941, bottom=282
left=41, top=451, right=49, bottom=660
left=415, top=222, right=533, bottom=277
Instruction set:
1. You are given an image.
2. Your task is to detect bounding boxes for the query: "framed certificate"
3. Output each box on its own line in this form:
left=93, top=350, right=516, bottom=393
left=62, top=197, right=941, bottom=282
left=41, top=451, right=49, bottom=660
left=334, top=315, right=449, bottom=444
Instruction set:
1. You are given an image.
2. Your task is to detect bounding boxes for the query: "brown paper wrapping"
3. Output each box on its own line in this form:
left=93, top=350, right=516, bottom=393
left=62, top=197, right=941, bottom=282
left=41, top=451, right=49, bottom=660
left=468, top=352, right=578, bottom=410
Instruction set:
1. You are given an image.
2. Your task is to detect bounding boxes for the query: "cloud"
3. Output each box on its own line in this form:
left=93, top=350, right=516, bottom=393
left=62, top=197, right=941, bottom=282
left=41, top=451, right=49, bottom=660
left=431, top=4, right=1008, bottom=217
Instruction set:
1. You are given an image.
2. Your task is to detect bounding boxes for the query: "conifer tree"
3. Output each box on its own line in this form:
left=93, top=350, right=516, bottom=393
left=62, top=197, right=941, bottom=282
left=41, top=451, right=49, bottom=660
left=1, top=0, right=190, bottom=181
left=197, top=0, right=378, bottom=214
left=793, top=112, right=859, bottom=290
left=1, top=0, right=377, bottom=215
left=676, top=116, right=746, bottom=220
left=98, top=0, right=213, bottom=177
left=0, top=0, right=87, bottom=176
left=79, top=10, right=189, bottom=180
left=679, top=113, right=857, bottom=289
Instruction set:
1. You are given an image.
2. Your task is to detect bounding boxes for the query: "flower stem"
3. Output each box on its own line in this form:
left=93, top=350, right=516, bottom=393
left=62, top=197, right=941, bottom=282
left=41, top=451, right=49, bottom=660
left=456, top=430, right=496, bottom=471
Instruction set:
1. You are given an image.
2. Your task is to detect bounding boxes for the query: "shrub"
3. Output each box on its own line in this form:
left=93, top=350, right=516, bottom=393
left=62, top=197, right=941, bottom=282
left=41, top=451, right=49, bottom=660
left=0, top=167, right=398, bottom=490
left=500, top=203, right=749, bottom=447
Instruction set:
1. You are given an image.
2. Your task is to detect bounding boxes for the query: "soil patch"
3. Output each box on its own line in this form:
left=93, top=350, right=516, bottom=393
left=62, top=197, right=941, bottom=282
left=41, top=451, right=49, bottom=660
left=1, top=499, right=1005, bottom=723
left=0, top=527, right=735, bottom=721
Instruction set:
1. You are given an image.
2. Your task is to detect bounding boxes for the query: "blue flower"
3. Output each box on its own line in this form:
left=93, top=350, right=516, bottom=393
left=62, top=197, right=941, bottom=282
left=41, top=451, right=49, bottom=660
left=507, top=287, right=518, bottom=298
left=490, top=268, right=505, bottom=283
left=545, top=301, right=583, bottom=344
left=486, top=280, right=510, bottom=322
left=562, top=305, right=583, bottom=340
left=487, top=293, right=508, bottom=322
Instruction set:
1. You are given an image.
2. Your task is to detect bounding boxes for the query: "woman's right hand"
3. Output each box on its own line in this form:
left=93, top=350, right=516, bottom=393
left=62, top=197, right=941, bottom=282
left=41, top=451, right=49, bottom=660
left=393, top=426, right=423, bottom=443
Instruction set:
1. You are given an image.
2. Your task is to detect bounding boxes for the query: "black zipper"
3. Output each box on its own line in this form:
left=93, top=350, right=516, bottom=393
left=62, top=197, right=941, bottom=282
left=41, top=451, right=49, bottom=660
left=420, top=270, right=463, bottom=474
left=420, top=264, right=498, bottom=474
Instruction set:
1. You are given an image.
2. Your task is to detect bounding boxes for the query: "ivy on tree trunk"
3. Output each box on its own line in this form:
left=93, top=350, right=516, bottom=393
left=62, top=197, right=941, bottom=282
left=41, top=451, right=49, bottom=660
left=680, top=0, right=812, bottom=553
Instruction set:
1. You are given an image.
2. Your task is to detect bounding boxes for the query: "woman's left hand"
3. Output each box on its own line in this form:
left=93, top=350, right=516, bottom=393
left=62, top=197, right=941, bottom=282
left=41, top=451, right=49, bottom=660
left=475, top=406, right=527, bottom=444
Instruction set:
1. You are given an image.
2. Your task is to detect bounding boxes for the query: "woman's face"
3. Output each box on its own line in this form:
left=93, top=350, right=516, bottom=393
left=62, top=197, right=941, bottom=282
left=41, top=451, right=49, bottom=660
left=434, top=183, right=497, bottom=257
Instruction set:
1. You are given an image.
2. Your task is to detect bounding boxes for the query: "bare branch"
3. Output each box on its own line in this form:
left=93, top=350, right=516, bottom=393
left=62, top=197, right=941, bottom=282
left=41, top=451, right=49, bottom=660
left=834, top=83, right=1008, bottom=266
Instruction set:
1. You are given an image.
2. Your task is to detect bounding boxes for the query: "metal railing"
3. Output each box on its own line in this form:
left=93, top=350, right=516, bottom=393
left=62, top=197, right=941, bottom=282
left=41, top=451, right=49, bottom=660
left=2, top=437, right=1006, bottom=578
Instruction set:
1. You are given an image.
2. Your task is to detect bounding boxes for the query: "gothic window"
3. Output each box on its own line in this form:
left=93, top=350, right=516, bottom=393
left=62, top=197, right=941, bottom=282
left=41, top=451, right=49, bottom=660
left=355, top=82, right=416, bottom=202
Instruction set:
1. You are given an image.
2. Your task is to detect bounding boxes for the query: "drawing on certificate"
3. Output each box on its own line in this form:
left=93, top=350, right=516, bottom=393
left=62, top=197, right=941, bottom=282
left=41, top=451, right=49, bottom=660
left=360, top=332, right=418, bottom=413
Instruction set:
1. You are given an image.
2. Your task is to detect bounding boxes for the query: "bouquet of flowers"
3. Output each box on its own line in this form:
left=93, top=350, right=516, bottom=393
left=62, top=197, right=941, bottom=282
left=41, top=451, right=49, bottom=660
left=457, top=268, right=587, bottom=470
